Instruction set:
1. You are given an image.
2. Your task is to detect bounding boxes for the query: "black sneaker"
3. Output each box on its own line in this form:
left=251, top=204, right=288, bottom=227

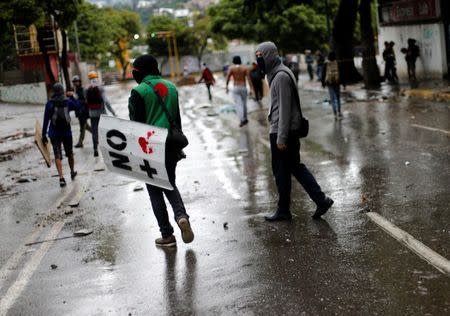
left=312, top=197, right=334, bottom=219
left=94, top=150, right=99, bottom=157
left=177, top=217, right=194, bottom=243
left=74, top=143, right=83, bottom=148
left=71, top=171, right=78, bottom=180
left=264, top=211, right=292, bottom=222
left=59, top=177, right=66, bottom=188
left=155, top=235, right=177, bottom=247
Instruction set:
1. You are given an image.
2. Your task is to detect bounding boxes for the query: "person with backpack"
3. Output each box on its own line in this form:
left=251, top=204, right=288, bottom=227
left=42, top=83, right=80, bottom=187
left=85, top=71, right=116, bottom=157
left=402, top=38, right=420, bottom=81
left=71, top=75, right=91, bottom=148
left=321, top=51, right=342, bottom=120
left=255, top=42, right=333, bottom=221
left=128, top=54, right=194, bottom=247
left=198, top=63, right=215, bottom=101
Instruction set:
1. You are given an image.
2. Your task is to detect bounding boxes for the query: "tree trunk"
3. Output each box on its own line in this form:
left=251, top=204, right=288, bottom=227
left=360, top=0, right=381, bottom=88
left=332, top=0, right=363, bottom=85
left=37, top=27, right=56, bottom=84
left=61, top=30, right=71, bottom=90
left=197, top=39, right=208, bottom=69
left=122, top=61, right=129, bottom=81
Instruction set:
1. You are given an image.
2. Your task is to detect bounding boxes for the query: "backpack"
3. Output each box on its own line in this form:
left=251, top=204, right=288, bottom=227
left=86, top=86, right=103, bottom=110
left=51, top=100, right=71, bottom=130
left=325, top=60, right=339, bottom=85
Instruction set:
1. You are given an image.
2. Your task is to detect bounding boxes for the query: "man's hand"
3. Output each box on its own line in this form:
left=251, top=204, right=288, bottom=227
left=277, top=143, right=287, bottom=151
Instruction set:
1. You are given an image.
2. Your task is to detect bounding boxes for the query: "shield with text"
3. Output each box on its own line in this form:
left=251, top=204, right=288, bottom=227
left=99, top=115, right=172, bottom=190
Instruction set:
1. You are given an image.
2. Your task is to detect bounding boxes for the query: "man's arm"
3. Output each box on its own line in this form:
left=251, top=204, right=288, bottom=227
left=226, top=67, right=232, bottom=93
left=275, top=72, right=292, bottom=148
left=128, top=89, right=146, bottom=123
left=100, top=87, right=116, bottom=116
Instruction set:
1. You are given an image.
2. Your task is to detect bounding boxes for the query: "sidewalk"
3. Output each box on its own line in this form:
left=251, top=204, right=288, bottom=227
left=299, top=73, right=450, bottom=103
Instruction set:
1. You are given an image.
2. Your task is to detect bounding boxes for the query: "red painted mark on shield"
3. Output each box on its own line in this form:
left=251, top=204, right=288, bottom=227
left=154, top=83, right=169, bottom=97
left=138, top=130, right=156, bottom=154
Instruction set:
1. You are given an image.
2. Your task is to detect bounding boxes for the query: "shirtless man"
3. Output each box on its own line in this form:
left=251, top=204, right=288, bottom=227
left=226, top=56, right=250, bottom=127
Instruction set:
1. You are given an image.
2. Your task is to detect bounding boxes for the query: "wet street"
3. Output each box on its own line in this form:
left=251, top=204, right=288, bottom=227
left=0, top=78, right=449, bottom=315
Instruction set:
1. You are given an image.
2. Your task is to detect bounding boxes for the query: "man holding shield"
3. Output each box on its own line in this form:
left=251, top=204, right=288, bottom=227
left=128, top=54, right=194, bottom=247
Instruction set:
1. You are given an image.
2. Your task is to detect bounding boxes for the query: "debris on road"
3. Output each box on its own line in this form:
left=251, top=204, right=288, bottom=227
left=25, top=229, right=94, bottom=246
left=223, top=222, right=228, bottom=230
left=16, top=176, right=37, bottom=183
left=219, top=104, right=236, bottom=113
left=133, top=185, right=144, bottom=192
left=405, top=161, right=411, bottom=166
left=50, top=264, right=58, bottom=270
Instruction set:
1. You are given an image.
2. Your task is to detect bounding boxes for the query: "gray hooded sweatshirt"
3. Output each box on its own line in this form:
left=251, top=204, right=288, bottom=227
left=256, top=42, right=301, bottom=145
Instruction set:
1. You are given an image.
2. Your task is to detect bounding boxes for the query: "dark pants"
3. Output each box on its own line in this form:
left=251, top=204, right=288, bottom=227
left=90, top=116, right=100, bottom=150
left=205, top=83, right=212, bottom=101
left=407, top=60, right=416, bottom=80
left=77, top=115, right=91, bottom=145
left=146, top=152, right=188, bottom=238
left=251, top=80, right=263, bottom=101
left=270, top=133, right=326, bottom=214
left=327, top=85, right=341, bottom=114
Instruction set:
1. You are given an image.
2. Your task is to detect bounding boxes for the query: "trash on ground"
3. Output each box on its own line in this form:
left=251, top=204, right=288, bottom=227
left=133, top=185, right=144, bottom=191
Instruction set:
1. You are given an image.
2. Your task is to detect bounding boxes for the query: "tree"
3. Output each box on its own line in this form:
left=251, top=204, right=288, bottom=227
left=105, top=9, right=141, bottom=80
left=359, top=0, right=381, bottom=88
left=39, top=0, right=82, bottom=89
left=208, top=0, right=338, bottom=54
left=331, top=0, right=363, bottom=84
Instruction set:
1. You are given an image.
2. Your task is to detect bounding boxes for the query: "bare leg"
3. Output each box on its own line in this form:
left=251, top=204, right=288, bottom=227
left=68, top=154, right=75, bottom=173
left=55, top=159, right=63, bottom=178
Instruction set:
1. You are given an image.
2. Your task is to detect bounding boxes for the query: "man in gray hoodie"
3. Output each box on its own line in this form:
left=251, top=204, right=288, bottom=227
left=255, top=42, right=333, bottom=221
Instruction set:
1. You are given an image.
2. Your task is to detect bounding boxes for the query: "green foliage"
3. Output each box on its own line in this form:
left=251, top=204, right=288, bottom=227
left=68, top=3, right=141, bottom=63
left=209, top=0, right=341, bottom=53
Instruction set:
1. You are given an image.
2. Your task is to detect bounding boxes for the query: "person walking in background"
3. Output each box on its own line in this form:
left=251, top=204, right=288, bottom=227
left=321, top=51, right=342, bottom=120
left=85, top=71, right=116, bottom=157
left=71, top=75, right=91, bottom=148
left=315, top=50, right=325, bottom=81
left=129, top=54, right=194, bottom=247
left=288, top=56, right=300, bottom=83
left=255, top=42, right=333, bottom=221
left=402, top=38, right=420, bottom=81
left=382, top=41, right=398, bottom=83
left=198, top=63, right=215, bottom=101
left=305, top=50, right=314, bottom=81
left=249, top=62, right=264, bottom=102
left=42, top=83, right=79, bottom=187
left=226, top=56, right=250, bottom=127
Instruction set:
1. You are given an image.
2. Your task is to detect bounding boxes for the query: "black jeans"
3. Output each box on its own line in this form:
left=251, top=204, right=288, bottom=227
left=146, top=152, right=188, bottom=238
left=90, top=116, right=100, bottom=150
left=270, top=133, right=326, bottom=214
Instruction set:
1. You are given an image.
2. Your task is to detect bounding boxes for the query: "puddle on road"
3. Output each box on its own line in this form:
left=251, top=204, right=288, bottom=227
left=83, top=224, right=119, bottom=265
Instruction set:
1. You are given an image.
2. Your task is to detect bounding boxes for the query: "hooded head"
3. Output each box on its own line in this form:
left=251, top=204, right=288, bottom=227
left=133, top=54, right=160, bottom=83
left=52, top=83, right=65, bottom=100
left=255, top=41, right=280, bottom=77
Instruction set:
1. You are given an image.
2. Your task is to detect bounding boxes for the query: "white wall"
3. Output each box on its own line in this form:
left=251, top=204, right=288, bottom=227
left=378, top=22, right=448, bottom=79
left=0, top=82, right=47, bottom=104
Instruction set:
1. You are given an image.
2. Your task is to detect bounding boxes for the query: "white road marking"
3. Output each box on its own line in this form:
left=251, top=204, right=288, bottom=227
left=411, top=124, right=450, bottom=135
left=0, top=221, right=65, bottom=316
left=367, top=212, right=450, bottom=276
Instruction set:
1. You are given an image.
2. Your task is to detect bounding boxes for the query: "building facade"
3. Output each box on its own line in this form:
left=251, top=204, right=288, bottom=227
left=377, top=0, right=450, bottom=80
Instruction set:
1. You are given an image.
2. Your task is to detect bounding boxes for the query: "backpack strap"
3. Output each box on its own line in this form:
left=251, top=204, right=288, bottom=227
left=144, top=80, right=176, bottom=128
left=274, top=70, right=304, bottom=119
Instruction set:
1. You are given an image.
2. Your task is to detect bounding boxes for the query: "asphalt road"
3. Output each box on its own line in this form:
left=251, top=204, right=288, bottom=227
left=0, top=77, right=449, bottom=315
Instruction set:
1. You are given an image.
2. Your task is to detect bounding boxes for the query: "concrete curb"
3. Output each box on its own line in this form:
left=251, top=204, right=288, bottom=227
left=403, top=89, right=450, bottom=102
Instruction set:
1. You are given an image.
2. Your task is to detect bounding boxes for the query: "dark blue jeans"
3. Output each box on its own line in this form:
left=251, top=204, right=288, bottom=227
left=146, top=153, right=188, bottom=238
left=270, top=133, right=326, bottom=214
left=90, top=116, right=100, bottom=150
left=327, top=85, right=341, bottom=114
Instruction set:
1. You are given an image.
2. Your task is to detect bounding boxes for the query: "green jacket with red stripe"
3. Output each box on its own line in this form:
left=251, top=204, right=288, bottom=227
left=128, top=75, right=181, bottom=130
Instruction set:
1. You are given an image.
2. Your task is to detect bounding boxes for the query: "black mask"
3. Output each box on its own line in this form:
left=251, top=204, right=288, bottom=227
left=256, top=56, right=266, bottom=75
left=132, top=70, right=145, bottom=84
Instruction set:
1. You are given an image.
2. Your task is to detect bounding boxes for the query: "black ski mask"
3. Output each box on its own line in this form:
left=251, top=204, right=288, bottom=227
left=256, top=56, right=266, bottom=75
left=132, top=54, right=160, bottom=84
